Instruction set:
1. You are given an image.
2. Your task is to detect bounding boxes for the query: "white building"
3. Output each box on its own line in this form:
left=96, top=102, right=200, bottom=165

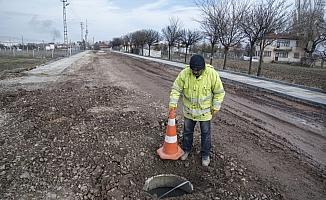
left=0, top=41, right=20, bottom=48
left=255, top=34, right=305, bottom=63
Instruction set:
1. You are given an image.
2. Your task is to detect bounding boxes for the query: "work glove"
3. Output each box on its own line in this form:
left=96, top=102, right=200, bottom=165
left=168, top=106, right=176, bottom=118
left=211, top=108, right=219, bottom=115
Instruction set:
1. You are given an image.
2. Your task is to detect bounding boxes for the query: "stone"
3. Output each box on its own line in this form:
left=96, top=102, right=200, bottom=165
left=81, top=185, right=88, bottom=192
left=46, top=192, right=57, bottom=199
left=204, top=188, right=212, bottom=193
left=20, top=172, right=30, bottom=179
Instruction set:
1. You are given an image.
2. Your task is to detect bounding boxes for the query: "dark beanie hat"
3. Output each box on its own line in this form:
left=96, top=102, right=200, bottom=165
left=189, top=54, right=205, bottom=70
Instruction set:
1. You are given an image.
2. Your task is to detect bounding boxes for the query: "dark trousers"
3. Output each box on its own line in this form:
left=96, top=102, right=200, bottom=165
left=182, top=117, right=211, bottom=158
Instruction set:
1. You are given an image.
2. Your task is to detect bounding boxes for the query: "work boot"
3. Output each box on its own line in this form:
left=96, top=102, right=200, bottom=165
left=180, top=152, right=190, bottom=161
left=202, top=157, right=210, bottom=167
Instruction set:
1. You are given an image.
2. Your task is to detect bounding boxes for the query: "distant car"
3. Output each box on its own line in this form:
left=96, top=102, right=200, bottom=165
left=243, top=56, right=250, bottom=61
left=243, top=56, right=259, bottom=62
left=252, top=56, right=259, bottom=62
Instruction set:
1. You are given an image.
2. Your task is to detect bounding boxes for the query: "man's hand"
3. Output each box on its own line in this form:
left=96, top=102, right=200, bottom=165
left=168, top=107, right=176, bottom=118
left=212, top=108, right=219, bottom=115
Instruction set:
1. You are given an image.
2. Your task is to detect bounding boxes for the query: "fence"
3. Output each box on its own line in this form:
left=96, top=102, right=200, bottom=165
left=161, top=50, right=245, bottom=63
left=0, top=47, right=82, bottom=59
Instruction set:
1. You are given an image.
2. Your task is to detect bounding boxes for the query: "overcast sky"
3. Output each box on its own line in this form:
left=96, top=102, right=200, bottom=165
left=0, top=0, right=201, bottom=44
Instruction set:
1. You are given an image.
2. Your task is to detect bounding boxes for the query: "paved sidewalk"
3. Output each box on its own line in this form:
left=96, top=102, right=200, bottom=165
left=0, top=51, right=90, bottom=86
left=114, top=51, right=326, bottom=107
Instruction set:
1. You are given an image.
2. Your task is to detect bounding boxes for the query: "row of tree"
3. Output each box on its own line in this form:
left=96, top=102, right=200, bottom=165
left=110, top=0, right=326, bottom=76
left=110, top=24, right=203, bottom=64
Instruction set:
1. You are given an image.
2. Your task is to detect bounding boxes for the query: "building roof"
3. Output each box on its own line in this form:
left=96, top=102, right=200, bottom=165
left=265, top=33, right=299, bottom=40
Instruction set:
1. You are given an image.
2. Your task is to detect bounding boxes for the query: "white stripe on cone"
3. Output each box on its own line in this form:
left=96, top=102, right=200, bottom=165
left=168, top=118, right=175, bottom=126
left=165, top=135, right=177, bottom=143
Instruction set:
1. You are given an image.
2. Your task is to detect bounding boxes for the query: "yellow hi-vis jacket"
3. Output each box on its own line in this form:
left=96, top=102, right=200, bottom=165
left=169, top=64, right=225, bottom=121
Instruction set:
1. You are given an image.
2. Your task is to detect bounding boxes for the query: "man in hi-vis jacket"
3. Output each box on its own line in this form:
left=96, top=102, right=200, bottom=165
left=169, top=54, right=225, bottom=166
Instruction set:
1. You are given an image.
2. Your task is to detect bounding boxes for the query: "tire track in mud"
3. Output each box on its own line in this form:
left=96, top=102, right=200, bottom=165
left=224, top=83, right=326, bottom=170
left=232, top=98, right=325, bottom=142
left=110, top=53, right=177, bottom=84
left=214, top=106, right=326, bottom=200
left=222, top=102, right=324, bottom=175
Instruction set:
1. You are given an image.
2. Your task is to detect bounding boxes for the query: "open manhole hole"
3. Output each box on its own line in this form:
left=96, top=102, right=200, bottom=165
left=143, top=174, right=193, bottom=199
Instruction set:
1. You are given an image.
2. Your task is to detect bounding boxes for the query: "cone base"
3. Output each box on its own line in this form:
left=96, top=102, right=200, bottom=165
left=157, top=146, right=184, bottom=160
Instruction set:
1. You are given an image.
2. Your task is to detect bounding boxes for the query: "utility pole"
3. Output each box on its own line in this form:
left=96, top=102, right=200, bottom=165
left=80, top=22, right=84, bottom=50
left=85, top=19, right=88, bottom=50
left=80, top=22, right=84, bottom=42
left=93, top=37, right=95, bottom=50
left=62, top=0, right=69, bottom=45
left=42, top=40, right=45, bottom=58
left=69, top=39, right=72, bottom=55
left=21, top=35, right=24, bottom=51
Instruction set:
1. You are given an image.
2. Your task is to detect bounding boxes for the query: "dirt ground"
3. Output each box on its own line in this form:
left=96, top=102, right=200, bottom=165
left=0, top=51, right=325, bottom=200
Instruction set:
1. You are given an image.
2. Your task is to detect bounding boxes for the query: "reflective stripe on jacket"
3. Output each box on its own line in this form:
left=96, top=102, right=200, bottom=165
left=169, top=64, right=225, bottom=121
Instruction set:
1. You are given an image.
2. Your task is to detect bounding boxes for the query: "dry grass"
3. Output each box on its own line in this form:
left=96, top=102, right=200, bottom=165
left=0, top=56, right=47, bottom=72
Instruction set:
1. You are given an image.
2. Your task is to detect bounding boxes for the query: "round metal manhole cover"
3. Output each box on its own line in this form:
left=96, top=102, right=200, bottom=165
left=143, top=174, right=193, bottom=199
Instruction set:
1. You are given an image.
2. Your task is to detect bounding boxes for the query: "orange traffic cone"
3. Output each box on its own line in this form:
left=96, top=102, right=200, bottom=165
left=157, top=109, right=184, bottom=160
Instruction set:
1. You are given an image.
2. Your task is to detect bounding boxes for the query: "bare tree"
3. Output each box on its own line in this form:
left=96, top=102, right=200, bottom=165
left=240, top=3, right=264, bottom=74
left=180, top=29, right=202, bottom=63
left=110, top=37, right=123, bottom=50
left=200, top=18, right=219, bottom=65
left=197, top=0, right=219, bottom=65
left=240, top=0, right=289, bottom=75
left=132, top=30, right=147, bottom=56
left=211, top=0, right=247, bottom=70
left=161, top=18, right=183, bottom=60
left=122, top=35, right=131, bottom=52
left=321, top=50, right=326, bottom=67
left=255, top=0, right=290, bottom=76
left=129, top=33, right=136, bottom=53
left=292, top=0, right=326, bottom=66
left=144, top=29, right=160, bottom=57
